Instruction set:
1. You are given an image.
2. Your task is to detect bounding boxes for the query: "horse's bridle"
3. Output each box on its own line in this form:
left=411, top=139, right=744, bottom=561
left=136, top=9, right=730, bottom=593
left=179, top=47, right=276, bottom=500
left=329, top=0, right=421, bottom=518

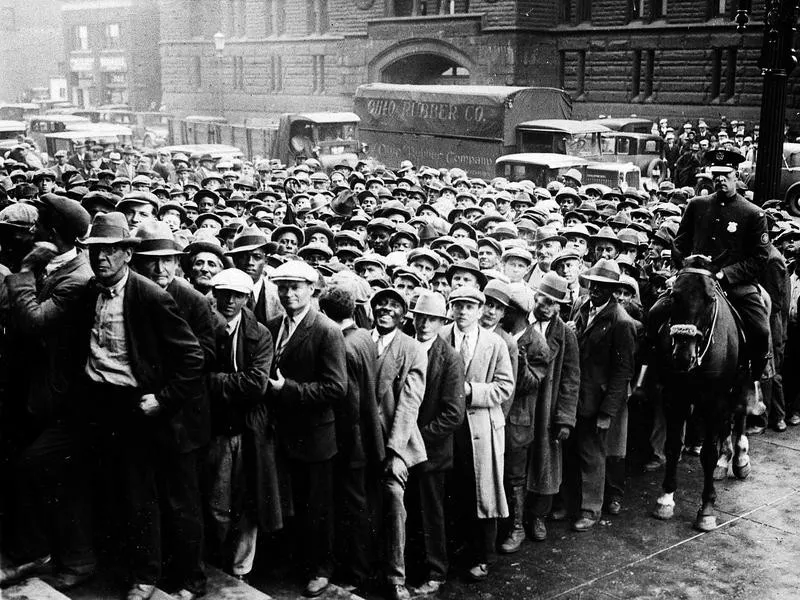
left=668, top=266, right=719, bottom=369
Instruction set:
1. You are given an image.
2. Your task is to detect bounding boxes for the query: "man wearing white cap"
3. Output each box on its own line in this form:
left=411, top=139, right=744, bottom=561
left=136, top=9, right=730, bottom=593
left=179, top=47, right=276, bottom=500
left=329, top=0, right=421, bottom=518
left=267, top=260, right=347, bottom=598
left=205, top=268, right=280, bottom=587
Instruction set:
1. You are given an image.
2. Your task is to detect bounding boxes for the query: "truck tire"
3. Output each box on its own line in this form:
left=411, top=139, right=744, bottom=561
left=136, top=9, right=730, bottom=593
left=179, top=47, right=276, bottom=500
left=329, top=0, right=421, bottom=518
left=646, top=158, right=664, bottom=179
left=785, top=187, right=800, bottom=217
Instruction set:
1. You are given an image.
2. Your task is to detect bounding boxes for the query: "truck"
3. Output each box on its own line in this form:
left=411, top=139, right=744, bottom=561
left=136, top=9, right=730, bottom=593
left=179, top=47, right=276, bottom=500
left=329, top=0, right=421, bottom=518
left=353, top=83, right=572, bottom=179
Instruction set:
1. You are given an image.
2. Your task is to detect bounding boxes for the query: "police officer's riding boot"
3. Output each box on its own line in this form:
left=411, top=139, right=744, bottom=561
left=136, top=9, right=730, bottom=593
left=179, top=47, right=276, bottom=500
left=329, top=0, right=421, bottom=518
left=743, top=380, right=766, bottom=416
left=500, top=486, right=526, bottom=554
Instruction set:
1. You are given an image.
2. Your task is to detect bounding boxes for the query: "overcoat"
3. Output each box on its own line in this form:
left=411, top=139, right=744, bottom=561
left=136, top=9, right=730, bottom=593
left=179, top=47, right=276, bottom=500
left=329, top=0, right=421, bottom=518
left=524, top=316, right=580, bottom=495
left=506, top=325, right=550, bottom=449
left=440, top=325, right=514, bottom=519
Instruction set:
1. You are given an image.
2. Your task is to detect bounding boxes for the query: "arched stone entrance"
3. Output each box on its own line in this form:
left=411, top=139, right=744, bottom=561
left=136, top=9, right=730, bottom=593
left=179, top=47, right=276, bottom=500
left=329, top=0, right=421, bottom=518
left=368, top=39, right=476, bottom=85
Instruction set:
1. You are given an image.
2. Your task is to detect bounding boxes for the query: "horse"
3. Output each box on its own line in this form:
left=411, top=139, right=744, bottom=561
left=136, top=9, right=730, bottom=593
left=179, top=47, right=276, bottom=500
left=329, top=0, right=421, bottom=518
left=650, top=255, right=751, bottom=531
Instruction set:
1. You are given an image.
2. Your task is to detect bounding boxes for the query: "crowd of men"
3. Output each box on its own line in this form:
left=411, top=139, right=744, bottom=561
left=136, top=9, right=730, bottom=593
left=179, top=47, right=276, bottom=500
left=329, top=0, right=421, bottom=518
left=0, top=114, right=797, bottom=600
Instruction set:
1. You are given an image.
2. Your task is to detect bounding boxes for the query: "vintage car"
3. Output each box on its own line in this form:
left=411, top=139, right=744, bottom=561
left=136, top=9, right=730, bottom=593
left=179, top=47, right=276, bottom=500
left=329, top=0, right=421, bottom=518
left=515, top=119, right=611, bottom=159
left=587, top=117, right=655, bottom=134
left=158, top=143, right=244, bottom=163
left=0, top=103, right=40, bottom=122
left=496, top=152, right=641, bottom=191
left=599, top=131, right=665, bottom=176
left=0, top=120, right=27, bottom=150
left=43, top=126, right=134, bottom=158
left=740, top=142, right=800, bottom=215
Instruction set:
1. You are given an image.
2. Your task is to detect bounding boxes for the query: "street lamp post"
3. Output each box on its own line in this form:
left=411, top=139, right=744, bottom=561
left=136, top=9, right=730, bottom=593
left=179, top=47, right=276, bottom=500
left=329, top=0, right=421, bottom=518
left=213, top=31, right=226, bottom=118
left=738, top=0, right=800, bottom=204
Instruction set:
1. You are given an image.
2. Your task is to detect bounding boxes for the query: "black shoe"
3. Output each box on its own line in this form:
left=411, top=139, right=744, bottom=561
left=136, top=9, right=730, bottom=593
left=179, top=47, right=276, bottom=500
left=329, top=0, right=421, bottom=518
left=531, top=517, right=547, bottom=541
left=466, top=563, right=489, bottom=582
left=606, top=499, right=622, bottom=516
left=572, top=511, right=599, bottom=532
left=771, top=419, right=787, bottom=433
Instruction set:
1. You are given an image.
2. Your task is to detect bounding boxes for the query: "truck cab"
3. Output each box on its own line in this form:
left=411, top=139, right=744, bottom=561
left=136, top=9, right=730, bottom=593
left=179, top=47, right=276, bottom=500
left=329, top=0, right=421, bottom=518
left=279, top=112, right=363, bottom=169
left=515, top=120, right=610, bottom=159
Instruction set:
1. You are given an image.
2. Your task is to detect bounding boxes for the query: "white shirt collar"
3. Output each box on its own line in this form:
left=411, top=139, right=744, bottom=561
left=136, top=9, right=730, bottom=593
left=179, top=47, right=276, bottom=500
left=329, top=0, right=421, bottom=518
left=45, top=247, right=77, bottom=276
left=372, top=327, right=398, bottom=348
left=226, top=311, right=243, bottom=336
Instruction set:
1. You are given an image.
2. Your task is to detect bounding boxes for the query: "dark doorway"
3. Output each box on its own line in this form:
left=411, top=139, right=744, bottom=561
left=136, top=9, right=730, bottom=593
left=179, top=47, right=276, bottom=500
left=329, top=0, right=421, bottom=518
left=380, top=53, right=470, bottom=85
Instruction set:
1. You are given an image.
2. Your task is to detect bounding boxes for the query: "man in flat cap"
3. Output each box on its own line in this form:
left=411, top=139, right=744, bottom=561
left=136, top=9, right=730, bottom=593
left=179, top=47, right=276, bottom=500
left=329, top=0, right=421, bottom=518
left=267, top=260, right=347, bottom=597
left=1, top=194, right=96, bottom=590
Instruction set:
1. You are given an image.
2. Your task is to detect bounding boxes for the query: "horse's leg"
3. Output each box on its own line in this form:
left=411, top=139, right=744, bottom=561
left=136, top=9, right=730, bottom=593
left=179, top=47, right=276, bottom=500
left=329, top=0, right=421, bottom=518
left=732, top=406, right=751, bottom=479
left=695, top=392, right=727, bottom=531
left=654, top=388, right=689, bottom=520
left=713, top=433, right=733, bottom=480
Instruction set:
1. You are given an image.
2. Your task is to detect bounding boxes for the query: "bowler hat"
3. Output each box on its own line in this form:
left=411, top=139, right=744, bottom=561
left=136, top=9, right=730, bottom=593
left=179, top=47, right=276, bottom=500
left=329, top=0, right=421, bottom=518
left=84, top=212, right=140, bottom=246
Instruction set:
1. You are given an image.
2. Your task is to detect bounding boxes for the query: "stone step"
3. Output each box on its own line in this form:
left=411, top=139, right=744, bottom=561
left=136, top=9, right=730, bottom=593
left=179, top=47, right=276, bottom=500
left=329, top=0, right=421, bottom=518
left=2, top=577, right=72, bottom=600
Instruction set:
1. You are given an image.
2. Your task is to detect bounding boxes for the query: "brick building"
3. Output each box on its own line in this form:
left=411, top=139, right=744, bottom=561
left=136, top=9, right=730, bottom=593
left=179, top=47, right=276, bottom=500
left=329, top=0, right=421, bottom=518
left=159, top=0, right=799, bottom=128
left=0, top=0, right=65, bottom=102
left=63, top=0, right=161, bottom=110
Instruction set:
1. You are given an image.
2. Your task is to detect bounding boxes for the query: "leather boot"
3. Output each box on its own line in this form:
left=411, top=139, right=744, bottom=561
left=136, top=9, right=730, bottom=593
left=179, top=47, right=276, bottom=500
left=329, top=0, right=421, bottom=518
left=499, top=486, right=526, bottom=554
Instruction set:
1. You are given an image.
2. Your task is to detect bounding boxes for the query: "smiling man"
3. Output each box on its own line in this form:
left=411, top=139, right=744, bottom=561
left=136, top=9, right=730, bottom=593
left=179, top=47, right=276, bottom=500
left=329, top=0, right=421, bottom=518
left=369, top=288, right=428, bottom=600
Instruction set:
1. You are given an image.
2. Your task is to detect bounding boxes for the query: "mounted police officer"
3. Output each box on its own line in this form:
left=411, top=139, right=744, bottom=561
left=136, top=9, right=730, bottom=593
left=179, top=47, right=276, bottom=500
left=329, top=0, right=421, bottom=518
left=671, top=149, right=771, bottom=404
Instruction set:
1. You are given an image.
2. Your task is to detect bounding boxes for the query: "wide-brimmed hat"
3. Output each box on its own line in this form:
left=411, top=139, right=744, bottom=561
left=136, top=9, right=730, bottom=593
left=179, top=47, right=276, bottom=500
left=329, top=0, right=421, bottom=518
left=226, top=226, right=270, bottom=254
left=579, top=258, right=621, bottom=287
left=533, top=271, right=571, bottom=303
left=84, top=212, right=140, bottom=246
left=591, top=226, right=622, bottom=247
left=410, top=291, right=450, bottom=320
left=533, top=225, right=567, bottom=246
left=133, top=220, right=184, bottom=256
left=483, top=279, right=512, bottom=307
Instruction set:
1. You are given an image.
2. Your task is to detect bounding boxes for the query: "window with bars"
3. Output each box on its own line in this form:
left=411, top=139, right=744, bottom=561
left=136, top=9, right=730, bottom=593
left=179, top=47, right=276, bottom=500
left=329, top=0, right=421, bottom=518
left=264, top=0, right=273, bottom=35
left=711, top=47, right=737, bottom=102
left=707, top=0, right=727, bottom=19
left=644, top=49, right=655, bottom=100
left=651, top=0, right=667, bottom=20
left=276, top=0, right=286, bottom=34
left=104, top=23, right=121, bottom=49
left=577, top=0, right=591, bottom=23
left=631, top=49, right=642, bottom=100
left=558, top=0, right=571, bottom=23
left=73, top=25, right=89, bottom=51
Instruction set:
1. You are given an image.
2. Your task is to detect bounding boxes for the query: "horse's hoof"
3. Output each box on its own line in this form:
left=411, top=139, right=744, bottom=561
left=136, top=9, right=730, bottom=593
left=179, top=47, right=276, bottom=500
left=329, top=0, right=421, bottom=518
left=713, top=465, right=728, bottom=480
left=693, top=513, right=717, bottom=532
left=733, top=461, right=751, bottom=480
left=653, top=503, right=675, bottom=520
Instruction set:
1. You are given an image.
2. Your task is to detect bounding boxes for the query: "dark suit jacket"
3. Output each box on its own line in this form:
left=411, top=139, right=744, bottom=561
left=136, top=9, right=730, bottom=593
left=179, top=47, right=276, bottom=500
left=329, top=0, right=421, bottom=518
left=339, top=324, right=383, bottom=468
left=573, top=297, right=636, bottom=420
left=167, top=276, right=224, bottom=368
left=673, top=192, right=769, bottom=288
left=79, top=269, right=205, bottom=451
left=250, top=278, right=284, bottom=326
left=416, top=336, right=465, bottom=472
left=268, top=307, right=347, bottom=462
left=507, top=324, right=551, bottom=449
left=6, top=253, right=93, bottom=418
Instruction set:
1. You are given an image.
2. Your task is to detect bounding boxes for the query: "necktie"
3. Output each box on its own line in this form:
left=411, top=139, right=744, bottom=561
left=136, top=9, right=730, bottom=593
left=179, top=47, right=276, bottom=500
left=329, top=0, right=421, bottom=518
left=275, top=316, right=291, bottom=361
left=459, top=333, right=471, bottom=366
left=588, top=306, right=598, bottom=325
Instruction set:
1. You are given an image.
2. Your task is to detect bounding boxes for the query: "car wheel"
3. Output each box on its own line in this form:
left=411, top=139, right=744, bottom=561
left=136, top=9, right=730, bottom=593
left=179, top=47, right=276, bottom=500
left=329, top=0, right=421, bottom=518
left=785, top=188, right=800, bottom=216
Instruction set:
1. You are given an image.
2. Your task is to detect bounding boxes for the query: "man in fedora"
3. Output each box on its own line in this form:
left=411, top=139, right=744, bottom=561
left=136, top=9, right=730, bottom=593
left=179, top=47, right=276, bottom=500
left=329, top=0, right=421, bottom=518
left=520, top=272, right=580, bottom=542
left=566, top=259, right=636, bottom=532
left=529, top=226, right=566, bottom=288
left=442, top=287, right=514, bottom=581
left=227, top=226, right=283, bottom=326
left=77, top=212, right=206, bottom=600
left=267, top=260, right=347, bottom=597
left=183, top=230, right=228, bottom=297
left=406, top=291, right=465, bottom=596
left=2, top=194, right=96, bottom=590
left=369, top=287, right=428, bottom=600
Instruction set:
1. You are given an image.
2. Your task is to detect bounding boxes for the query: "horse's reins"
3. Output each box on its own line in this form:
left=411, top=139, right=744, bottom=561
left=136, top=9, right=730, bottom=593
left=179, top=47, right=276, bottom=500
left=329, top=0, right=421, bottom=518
left=669, top=267, right=720, bottom=368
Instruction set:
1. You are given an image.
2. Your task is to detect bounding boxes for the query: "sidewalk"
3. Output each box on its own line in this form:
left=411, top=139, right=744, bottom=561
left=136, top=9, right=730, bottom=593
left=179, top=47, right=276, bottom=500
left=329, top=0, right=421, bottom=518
left=4, top=427, right=799, bottom=600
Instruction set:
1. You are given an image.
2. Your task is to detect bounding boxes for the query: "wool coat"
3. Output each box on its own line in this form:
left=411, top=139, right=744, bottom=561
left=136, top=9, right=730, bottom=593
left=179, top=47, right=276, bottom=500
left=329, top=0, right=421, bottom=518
left=524, top=316, right=581, bottom=495
left=440, top=325, right=515, bottom=519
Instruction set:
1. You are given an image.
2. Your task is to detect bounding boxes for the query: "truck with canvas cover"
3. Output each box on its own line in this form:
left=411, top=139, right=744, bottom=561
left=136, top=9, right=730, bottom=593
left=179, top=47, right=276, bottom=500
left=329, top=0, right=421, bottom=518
left=353, top=83, right=572, bottom=179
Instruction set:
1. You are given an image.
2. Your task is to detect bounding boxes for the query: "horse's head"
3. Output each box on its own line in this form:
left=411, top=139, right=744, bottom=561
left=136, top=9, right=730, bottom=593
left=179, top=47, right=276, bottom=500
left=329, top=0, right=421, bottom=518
left=669, top=256, right=717, bottom=371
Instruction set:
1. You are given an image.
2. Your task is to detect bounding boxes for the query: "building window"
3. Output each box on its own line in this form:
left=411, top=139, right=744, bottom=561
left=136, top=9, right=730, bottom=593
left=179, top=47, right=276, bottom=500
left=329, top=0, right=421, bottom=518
left=725, top=47, right=737, bottom=100
left=276, top=0, right=286, bottom=34
left=311, top=55, right=325, bottom=93
left=233, top=0, right=246, bottom=37
left=191, top=55, right=202, bottom=88
left=708, top=0, right=727, bottom=19
left=644, top=49, right=655, bottom=99
left=73, top=25, right=89, bottom=51
left=631, top=50, right=642, bottom=100
left=651, top=0, right=667, bottom=20
left=576, top=50, right=586, bottom=98
left=558, top=50, right=566, bottom=89
left=577, top=0, right=591, bottom=23
left=233, top=56, right=245, bottom=90
left=104, top=23, right=121, bottom=49
left=264, top=0, right=274, bottom=35
left=0, top=7, right=16, bottom=31
left=558, top=0, right=571, bottom=23
left=270, top=55, right=283, bottom=91
left=628, top=0, right=644, bottom=21
left=710, top=48, right=722, bottom=100
left=307, top=0, right=329, bottom=35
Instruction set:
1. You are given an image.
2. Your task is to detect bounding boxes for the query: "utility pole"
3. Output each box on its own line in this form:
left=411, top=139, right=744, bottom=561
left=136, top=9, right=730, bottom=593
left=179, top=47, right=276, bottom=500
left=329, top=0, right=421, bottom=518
left=739, top=0, right=800, bottom=204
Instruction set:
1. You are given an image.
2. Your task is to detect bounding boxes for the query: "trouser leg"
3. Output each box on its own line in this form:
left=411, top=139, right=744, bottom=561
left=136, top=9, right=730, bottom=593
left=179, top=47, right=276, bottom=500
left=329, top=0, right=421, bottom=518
left=383, top=464, right=408, bottom=586
left=291, top=459, right=334, bottom=579
left=575, top=417, right=607, bottom=517
left=333, top=462, right=371, bottom=584
left=728, top=286, right=770, bottom=378
left=604, top=457, right=626, bottom=503
left=409, top=470, right=448, bottom=581
left=231, top=513, right=258, bottom=577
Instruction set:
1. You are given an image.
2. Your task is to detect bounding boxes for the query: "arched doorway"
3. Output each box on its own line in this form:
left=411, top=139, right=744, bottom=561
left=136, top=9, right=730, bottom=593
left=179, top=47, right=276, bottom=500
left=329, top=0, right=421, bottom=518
left=369, top=39, right=476, bottom=85
left=381, top=53, right=470, bottom=85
